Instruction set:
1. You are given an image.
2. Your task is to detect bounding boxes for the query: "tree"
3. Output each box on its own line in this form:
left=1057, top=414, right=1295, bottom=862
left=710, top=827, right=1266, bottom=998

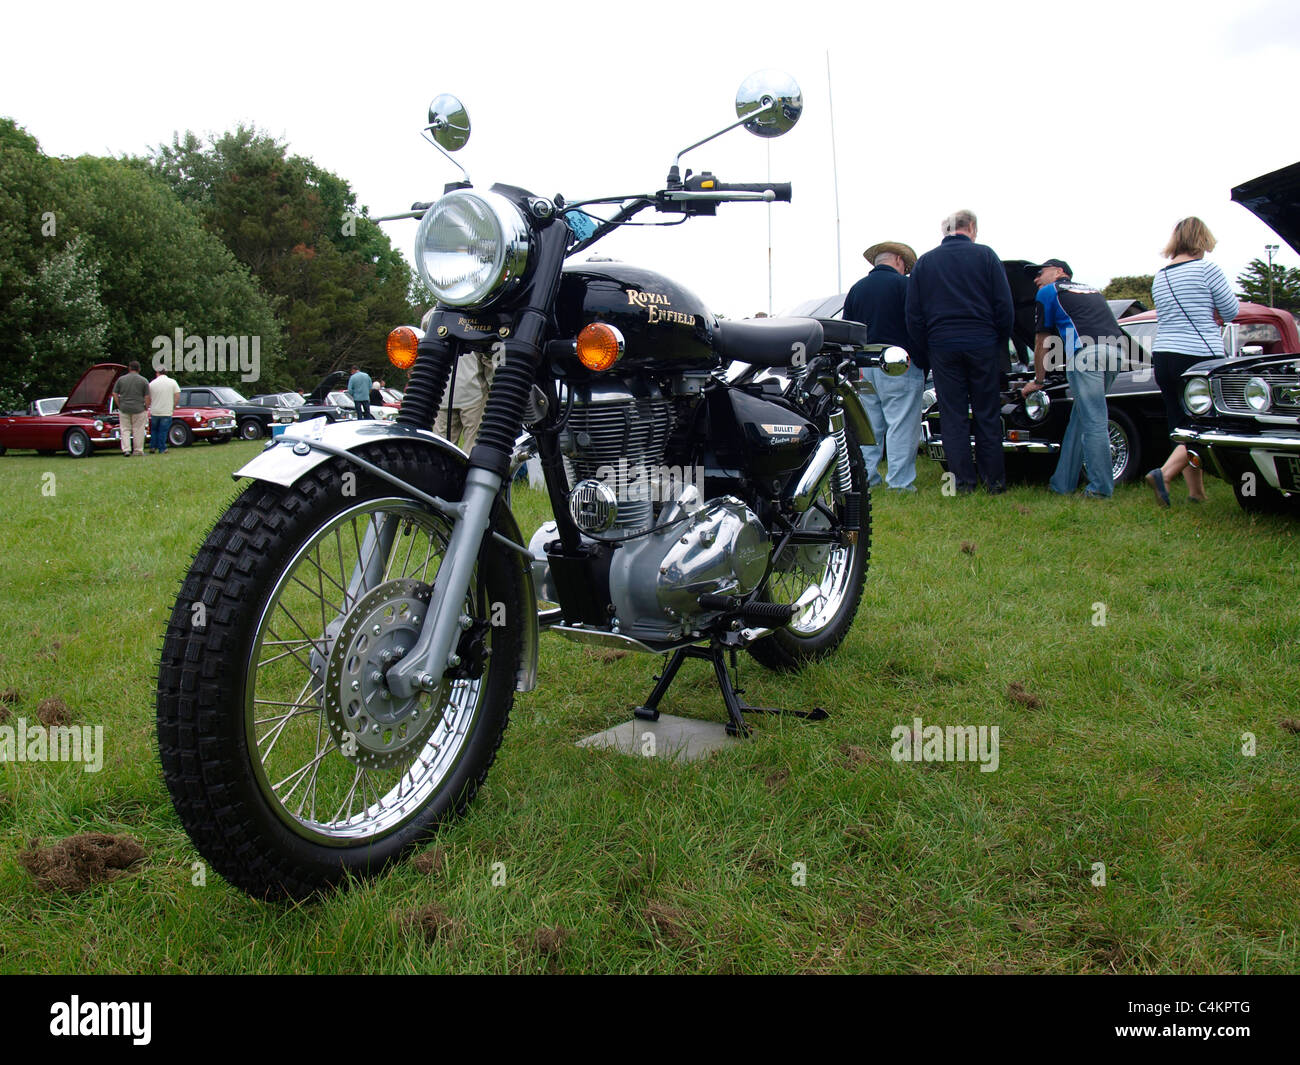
left=1236, top=258, right=1300, bottom=311
left=1103, top=275, right=1155, bottom=309
left=151, top=127, right=417, bottom=388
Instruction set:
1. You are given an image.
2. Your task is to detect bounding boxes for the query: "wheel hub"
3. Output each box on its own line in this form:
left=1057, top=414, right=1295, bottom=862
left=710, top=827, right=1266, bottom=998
left=322, top=578, right=446, bottom=770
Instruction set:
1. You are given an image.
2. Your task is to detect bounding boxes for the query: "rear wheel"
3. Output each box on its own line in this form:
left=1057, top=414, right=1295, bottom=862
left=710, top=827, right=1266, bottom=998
left=749, top=423, right=870, bottom=672
left=65, top=429, right=91, bottom=458
left=240, top=418, right=264, bottom=441
left=156, top=442, right=521, bottom=900
left=168, top=422, right=192, bottom=448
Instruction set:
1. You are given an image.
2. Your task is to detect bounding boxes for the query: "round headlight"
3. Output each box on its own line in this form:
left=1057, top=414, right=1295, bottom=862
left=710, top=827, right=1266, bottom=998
left=1183, top=376, right=1213, bottom=416
left=1025, top=389, right=1050, bottom=422
left=93, top=419, right=104, bottom=432
left=414, top=190, right=530, bottom=307
left=1245, top=376, right=1272, bottom=413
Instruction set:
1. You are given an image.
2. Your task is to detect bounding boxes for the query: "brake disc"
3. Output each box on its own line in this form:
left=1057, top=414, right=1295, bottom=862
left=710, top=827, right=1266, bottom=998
left=322, top=578, right=448, bottom=770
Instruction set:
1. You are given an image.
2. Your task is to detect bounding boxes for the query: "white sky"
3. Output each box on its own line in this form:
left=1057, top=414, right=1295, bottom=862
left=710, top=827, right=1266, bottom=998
left=3, top=0, right=1298, bottom=319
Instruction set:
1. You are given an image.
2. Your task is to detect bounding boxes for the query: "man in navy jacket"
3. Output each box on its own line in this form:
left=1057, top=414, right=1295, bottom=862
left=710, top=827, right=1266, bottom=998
left=844, top=241, right=923, bottom=490
left=905, top=210, right=1014, bottom=493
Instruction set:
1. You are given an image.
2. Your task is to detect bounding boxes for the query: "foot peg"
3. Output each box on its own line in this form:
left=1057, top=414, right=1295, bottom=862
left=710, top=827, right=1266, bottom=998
left=696, top=593, right=794, bottom=628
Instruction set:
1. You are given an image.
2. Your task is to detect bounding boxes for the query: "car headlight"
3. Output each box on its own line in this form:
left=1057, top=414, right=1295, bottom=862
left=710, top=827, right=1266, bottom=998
left=1183, top=376, right=1213, bottom=416
left=93, top=420, right=104, bottom=432
left=1245, top=376, right=1272, bottom=413
left=415, top=189, right=530, bottom=307
left=1024, top=389, right=1050, bottom=422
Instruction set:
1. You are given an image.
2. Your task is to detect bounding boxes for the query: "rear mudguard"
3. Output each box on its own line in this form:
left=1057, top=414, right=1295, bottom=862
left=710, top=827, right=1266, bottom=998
left=234, top=418, right=539, bottom=692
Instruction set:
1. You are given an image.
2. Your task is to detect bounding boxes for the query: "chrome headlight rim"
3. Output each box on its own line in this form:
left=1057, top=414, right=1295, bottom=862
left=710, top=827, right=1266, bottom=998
left=1183, top=376, right=1213, bottom=416
left=1245, top=376, right=1272, bottom=413
left=414, top=189, right=530, bottom=309
left=1024, top=388, right=1050, bottom=422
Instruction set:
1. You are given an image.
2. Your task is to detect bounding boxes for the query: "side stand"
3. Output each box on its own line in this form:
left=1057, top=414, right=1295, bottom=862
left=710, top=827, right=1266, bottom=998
left=631, top=641, right=829, bottom=737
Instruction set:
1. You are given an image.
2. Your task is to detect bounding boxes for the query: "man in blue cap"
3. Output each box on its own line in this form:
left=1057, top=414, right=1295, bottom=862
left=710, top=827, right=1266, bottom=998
left=1020, top=259, right=1125, bottom=498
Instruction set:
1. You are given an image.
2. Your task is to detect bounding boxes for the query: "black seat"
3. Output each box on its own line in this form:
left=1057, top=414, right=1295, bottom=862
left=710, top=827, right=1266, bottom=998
left=818, top=317, right=870, bottom=348
left=713, top=317, right=825, bottom=367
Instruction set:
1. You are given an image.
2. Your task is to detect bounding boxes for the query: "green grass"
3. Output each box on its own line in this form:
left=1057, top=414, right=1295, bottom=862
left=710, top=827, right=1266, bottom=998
left=0, top=442, right=1297, bottom=973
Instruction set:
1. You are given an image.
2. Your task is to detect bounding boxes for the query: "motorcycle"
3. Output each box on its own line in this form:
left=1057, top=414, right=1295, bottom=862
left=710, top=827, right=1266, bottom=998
left=155, top=72, right=908, bottom=901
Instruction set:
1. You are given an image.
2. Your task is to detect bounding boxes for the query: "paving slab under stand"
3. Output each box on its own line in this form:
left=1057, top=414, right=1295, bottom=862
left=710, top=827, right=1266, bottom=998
left=576, top=713, right=739, bottom=763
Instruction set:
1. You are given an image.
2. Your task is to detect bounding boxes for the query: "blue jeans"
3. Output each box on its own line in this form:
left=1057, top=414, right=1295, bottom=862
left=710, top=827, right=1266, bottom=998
left=860, top=363, right=924, bottom=488
left=1050, top=364, right=1118, bottom=496
left=150, top=415, right=172, bottom=453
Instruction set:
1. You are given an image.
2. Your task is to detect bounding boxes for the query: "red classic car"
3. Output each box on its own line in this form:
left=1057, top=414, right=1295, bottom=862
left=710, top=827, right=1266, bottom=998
left=0, top=363, right=237, bottom=457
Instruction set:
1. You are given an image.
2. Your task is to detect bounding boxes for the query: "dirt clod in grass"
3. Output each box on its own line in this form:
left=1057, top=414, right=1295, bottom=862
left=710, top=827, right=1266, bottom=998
left=840, top=743, right=875, bottom=767
left=517, top=925, right=569, bottom=956
left=402, top=902, right=464, bottom=946
left=644, top=900, right=693, bottom=945
left=1014, top=504, right=1031, bottom=515
left=35, top=697, right=71, bottom=727
left=0, top=705, right=9, bottom=726
left=1279, top=717, right=1300, bottom=735
left=35, top=641, right=63, bottom=662
left=586, top=648, right=628, bottom=662
left=764, top=768, right=790, bottom=792
left=1007, top=682, right=1043, bottom=710
left=960, top=541, right=976, bottom=554
left=0, top=687, right=19, bottom=705
left=19, top=833, right=146, bottom=893
left=411, top=846, right=446, bottom=876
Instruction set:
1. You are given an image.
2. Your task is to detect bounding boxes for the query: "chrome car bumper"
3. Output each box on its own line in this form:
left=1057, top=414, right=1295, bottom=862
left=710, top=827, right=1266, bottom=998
left=1172, top=426, right=1300, bottom=491
left=1171, top=428, right=1300, bottom=452
left=921, top=421, right=1059, bottom=461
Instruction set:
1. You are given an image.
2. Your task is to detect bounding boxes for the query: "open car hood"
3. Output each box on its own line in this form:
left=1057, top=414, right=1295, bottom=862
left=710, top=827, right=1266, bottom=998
left=307, top=371, right=347, bottom=405
left=62, top=362, right=126, bottom=412
left=1002, top=260, right=1040, bottom=357
left=1232, top=161, right=1300, bottom=255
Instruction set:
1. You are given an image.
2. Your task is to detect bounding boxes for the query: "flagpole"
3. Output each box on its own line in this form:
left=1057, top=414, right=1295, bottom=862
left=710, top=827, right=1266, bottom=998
left=767, top=139, right=773, bottom=315
left=826, top=50, right=843, bottom=294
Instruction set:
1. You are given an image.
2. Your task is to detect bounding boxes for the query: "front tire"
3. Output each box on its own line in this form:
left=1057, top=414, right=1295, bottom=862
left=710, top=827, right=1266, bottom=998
left=65, top=428, right=91, bottom=458
left=168, top=422, right=193, bottom=448
left=748, top=423, right=870, bottom=672
left=156, top=442, right=522, bottom=900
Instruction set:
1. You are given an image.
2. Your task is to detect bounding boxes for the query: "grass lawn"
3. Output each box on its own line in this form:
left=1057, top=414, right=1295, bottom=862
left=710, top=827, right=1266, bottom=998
left=0, top=440, right=1297, bottom=973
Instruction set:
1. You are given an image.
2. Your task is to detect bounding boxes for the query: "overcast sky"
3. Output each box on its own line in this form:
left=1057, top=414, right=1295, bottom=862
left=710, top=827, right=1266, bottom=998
left=4, top=0, right=1298, bottom=319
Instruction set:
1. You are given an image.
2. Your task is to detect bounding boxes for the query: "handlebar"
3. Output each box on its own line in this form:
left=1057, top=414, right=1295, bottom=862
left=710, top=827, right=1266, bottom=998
left=703, top=180, right=792, bottom=202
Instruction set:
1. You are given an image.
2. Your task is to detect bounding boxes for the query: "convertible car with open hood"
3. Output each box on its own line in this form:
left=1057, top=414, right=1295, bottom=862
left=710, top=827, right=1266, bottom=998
left=1172, top=161, right=1300, bottom=514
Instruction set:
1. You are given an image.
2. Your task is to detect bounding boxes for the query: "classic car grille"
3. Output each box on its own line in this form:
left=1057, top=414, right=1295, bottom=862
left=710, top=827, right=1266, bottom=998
left=209, top=417, right=236, bottom=429
left=1214, top=373, right=1300, bottom=414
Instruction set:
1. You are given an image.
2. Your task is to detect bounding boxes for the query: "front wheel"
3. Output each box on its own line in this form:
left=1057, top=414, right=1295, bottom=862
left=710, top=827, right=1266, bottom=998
left=748, top=422, right=870, bottom=672
left=65, top=428, right=91, bottom=458
left=168, top=421, right=193, bottom=448
left=240, top=418, right=264, bottom=441
left=156, top=442, right=522, bottom=900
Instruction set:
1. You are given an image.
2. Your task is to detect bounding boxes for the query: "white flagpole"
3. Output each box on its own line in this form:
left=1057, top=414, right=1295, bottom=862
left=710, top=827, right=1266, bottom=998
left=767, top=139, right=773, bottom=315
left=826, top=50, right=843, bottom=294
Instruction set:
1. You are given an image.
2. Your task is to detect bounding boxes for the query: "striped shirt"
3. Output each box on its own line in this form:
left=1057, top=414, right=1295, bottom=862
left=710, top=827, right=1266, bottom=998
left=1151, top=259, right=1239, bottom=358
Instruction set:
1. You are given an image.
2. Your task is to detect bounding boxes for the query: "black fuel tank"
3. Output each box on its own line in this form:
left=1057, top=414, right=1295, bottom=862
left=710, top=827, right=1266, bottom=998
left=554, top=262, right=719, bottom=375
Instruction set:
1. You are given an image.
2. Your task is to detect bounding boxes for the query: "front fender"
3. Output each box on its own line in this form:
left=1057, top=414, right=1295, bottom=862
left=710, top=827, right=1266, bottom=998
left=838, top=382, right=876, bottom=447
left=235, top=417, right=540, bottom=693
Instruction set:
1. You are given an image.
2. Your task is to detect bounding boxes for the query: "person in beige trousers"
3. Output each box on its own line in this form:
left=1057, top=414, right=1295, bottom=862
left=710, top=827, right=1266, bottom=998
left=112, top=361, right=150, bottom=456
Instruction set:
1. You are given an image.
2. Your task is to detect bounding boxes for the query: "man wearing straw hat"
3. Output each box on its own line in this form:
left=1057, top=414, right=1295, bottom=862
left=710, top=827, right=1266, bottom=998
left=844, top=241, right=924, bottom=491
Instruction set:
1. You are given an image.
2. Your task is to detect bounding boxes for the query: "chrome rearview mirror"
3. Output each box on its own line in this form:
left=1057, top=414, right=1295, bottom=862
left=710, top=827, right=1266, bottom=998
left=881, top=346, right=910, bottom=376
left=735, top=70, right=803, bottom=138
left=426, top=94, right=470, bottom=152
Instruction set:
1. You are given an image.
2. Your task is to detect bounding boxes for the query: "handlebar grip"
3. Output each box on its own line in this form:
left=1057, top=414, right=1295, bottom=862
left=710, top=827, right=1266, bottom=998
left=713, top=181, right=792, bottom=202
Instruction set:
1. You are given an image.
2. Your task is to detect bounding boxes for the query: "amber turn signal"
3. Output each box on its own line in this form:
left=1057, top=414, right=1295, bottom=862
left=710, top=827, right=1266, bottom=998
left=576, top=322, right=624, bottom=372
left=387, top=326, right=422, bottom=370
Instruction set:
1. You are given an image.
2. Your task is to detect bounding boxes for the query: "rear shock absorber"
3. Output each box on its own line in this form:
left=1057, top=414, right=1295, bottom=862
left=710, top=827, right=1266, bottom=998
left=829, top=407, right=853, bottom=495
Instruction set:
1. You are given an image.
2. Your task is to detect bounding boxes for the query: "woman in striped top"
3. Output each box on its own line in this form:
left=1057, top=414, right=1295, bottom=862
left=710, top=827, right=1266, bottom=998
left=1145, top=217, right=1239, bottom=506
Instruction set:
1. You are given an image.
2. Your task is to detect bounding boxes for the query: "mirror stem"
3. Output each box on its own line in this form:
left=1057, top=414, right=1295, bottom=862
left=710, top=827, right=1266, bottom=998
left=670, top=97, right=776, bottom=174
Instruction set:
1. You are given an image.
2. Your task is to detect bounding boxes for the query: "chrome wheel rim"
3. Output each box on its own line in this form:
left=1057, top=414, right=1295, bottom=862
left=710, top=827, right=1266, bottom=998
left=765, top=492, right=857, bottom=638
left=244, top=497, right=485, bottom=845
left=67, top=432, right=87, bottom=457
left=1108, top=420, right=1129, bottom=480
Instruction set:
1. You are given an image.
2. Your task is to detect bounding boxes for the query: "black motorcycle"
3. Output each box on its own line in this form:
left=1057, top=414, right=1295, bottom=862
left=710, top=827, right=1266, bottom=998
left=156, top=72, right=908, bottom=900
